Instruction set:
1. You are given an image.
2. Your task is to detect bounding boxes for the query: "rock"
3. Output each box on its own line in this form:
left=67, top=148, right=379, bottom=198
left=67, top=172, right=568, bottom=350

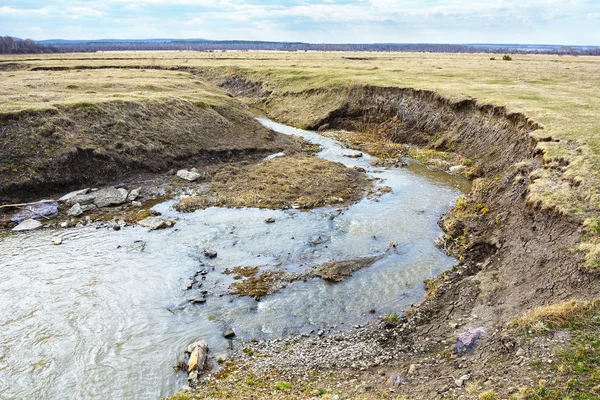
left=12, top=219, right=43, bottom=231
left=407, top=363, right=418, bottom=376
left=386, top=374, right=409, bottom=387
left=113, top=225, right=121, bottom=231
left=265, top=152, right=285, bottom=161
left=455, top=374, right=471, bottom=387
left=95, top=188, right=129, bottom=208
left=516, top=348, right=526, bottom=357
left=126, top=240, right=146, bottom=252
left=343, top=151, right=363, bottom=158
left=127, top=188, right=141, bottom=202
left=223, top=329, right=236, bottom=339
left=455, top=327, right=486, bottom=354
left=203, top=248, right=218, bottom=258
left=187, top=340, right=208, bottom=372
left=52, top=237, right=62, bottom=245
left=187, top=296, right=207, bottom=304
left=554, top=330, right=571, bottom=341
left=137, top=216, right=172, bottom=231
left=131, top=201, right=142, bottom=207
left=449, top=165, right=466, bottom=174
left=188, top=370, right=198, bottom=383
left=12, top=202, right=59, bottom=223
left=310, top=256, right=380, bottom=282
left=69, top=187, right=129, bottom=208
left=81, top=204, right=98, bottom=213
left=60, top=222, right=68, bottom=228
left=308, top=234, right=330, bottom=246
left=59, top=188, right=90, bottom=203
left=177, top=169, right=202, bottom=182
left=68, top=203, right=83, bottom=217
left=265, top=217, right=276, bottom=224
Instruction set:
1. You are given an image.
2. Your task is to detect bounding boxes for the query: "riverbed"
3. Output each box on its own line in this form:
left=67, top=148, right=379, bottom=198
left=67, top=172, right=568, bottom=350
left=0, top=119, right=467, bottom=399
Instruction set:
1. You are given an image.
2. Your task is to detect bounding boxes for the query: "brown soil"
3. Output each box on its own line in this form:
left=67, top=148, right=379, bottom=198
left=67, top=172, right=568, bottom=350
left=0, top=98, right=303, bottom=204
left=168, top=75, right=599, bottom=399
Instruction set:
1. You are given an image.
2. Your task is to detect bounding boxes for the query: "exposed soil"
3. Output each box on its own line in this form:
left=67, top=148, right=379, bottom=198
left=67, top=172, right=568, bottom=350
left=167, top=75, right=599, bottom=399
left=0, top=97, right=303, bottom=204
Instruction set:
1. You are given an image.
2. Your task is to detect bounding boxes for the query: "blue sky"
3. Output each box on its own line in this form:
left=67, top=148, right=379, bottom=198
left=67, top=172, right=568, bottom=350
left=1, top=0, right=599, bottom=45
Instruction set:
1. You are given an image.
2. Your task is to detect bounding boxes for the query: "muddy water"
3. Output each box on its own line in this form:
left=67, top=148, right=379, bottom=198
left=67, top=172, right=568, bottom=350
left=0, top=119, right=468, bottom=400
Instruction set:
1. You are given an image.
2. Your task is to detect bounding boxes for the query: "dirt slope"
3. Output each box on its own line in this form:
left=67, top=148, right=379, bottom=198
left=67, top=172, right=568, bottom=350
left=0, top=98, right=300, bottom=203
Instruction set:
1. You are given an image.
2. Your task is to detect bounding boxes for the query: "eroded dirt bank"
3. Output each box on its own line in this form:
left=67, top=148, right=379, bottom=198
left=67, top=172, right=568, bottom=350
left=0, top=97, right=300, bottom=204
left=167, top=75, right=600, bottom=399
left=216, top=77, right=595, bottom=325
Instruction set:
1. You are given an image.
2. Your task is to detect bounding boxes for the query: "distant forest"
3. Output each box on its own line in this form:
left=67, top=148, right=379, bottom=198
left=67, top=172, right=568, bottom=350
left=1, top=36, right=599, bottom=55
left=0, top=36, right=59, bottom=54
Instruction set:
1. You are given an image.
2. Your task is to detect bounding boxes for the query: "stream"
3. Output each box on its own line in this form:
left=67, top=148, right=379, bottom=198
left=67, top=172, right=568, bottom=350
left=0, top=118, right=468, bottom=400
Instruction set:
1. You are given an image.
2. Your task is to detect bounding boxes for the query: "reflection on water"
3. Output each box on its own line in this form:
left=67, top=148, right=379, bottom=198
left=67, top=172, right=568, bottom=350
left=0, top=118, right=467, bottom=399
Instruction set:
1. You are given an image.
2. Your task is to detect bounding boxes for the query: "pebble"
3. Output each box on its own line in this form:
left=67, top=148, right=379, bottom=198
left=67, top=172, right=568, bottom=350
left=455, top=374, right=471, bottom=387
left=12, top=219, right=42, bottom=231
left=223, top=329, right=236, bottom=339
left=265, top=217, right=276, bottom=224
left=52, top=237, right=62, bottom=245
left=408, top=363, right=417, bottom=375
left=203, top=248, right=218, bottom=258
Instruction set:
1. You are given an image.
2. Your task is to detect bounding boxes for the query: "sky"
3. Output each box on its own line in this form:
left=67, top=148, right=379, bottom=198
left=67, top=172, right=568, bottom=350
left=1, top=0, right=599, bottom=45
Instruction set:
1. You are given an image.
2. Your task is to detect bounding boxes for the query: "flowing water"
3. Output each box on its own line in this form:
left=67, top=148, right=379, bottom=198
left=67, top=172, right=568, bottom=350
left=0, top=119, right=468, bottom=400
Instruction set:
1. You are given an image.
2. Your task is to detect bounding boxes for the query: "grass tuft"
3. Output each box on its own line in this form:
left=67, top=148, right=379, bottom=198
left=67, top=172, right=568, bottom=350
left=510, top=299, right=600, bottom=331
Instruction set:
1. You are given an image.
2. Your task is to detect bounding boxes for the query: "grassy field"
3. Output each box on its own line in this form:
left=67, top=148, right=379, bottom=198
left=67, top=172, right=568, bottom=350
left=2, top=51, right=600, bottom=219
left=0, top=68, right=232, bottom=112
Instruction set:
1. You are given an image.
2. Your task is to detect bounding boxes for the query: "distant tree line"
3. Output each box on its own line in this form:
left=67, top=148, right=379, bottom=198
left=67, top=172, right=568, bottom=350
left=1, top=35, right=599, bottom=55
left=0, top=36, right=59, bottom=54
left=39, top=41, right=600, bottom=56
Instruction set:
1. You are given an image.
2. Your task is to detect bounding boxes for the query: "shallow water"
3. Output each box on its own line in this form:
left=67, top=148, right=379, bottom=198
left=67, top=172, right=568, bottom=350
left=0, top=119, right=467, bottom=400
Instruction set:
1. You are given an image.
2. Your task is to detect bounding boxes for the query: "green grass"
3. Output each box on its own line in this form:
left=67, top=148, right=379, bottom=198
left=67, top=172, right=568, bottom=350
left=515, top=333, right=600, bottom=400
left=510, top=300, right=600, bottom=399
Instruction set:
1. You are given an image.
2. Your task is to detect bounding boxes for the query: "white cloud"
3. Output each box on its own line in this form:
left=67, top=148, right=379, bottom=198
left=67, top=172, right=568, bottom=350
left=0, top=6, right=51, bottom=16
left=66, top=7, right=104, bottom=18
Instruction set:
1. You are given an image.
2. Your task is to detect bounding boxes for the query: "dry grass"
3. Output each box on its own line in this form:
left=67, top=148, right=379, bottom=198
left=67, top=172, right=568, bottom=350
left=229, top=270, right=301, bottom=298
left=2, top=51, right=600, bottom=218
left=0, top=68, right=232, bottom=113
left=175, top=156, right=368, bottom=211
left=510, top=299, right=600, bottom=331
left=320, top=129, right=407, bottom=159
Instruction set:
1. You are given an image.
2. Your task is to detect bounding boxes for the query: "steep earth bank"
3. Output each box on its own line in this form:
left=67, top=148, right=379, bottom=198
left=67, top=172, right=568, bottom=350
left=0, top=97, right=301, bottom=204
left=214, top=76, right=594, bottom=325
